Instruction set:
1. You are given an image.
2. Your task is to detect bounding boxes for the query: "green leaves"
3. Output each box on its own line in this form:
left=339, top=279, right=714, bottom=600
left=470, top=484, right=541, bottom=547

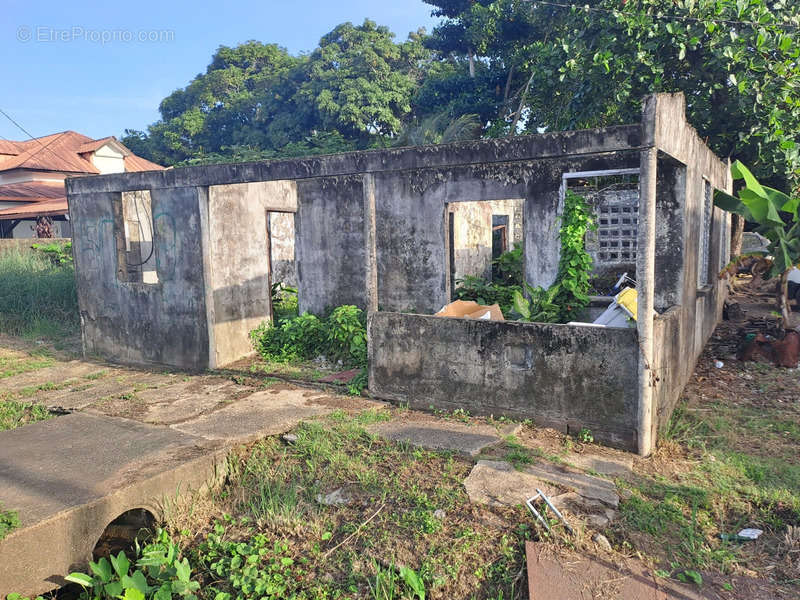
left=63, top=529, right=199, bottom=600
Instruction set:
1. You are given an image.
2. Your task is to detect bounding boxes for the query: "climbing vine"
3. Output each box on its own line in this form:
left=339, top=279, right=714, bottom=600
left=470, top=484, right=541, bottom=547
left=551, top=190, right=596, bottom=322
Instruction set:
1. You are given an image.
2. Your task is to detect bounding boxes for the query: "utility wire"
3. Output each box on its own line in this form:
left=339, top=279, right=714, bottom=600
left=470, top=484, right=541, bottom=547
left=0, top=107, right=74, bottom=165
left=522, top=0, right=800, bottom=31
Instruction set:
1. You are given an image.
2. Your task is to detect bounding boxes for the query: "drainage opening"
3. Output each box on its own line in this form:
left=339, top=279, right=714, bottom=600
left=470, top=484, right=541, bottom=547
left=92, top=508, right=156, bottom=559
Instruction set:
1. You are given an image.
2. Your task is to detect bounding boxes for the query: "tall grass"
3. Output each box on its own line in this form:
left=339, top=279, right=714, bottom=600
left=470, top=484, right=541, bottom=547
left=0, top=248, right=79, bottom=339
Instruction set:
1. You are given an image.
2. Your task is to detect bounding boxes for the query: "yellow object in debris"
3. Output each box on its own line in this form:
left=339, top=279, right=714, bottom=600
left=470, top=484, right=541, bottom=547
left=615, top=287, right=638, bottom=321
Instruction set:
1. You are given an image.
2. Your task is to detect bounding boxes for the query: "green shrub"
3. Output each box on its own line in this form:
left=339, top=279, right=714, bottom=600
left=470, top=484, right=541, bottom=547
left=453, top=275, right=521, bottom=316
left=326, top=305, right=367, bottom=367
left=0, top=249, right=78, bottom=339
left=60, top=529, right=199, bottom=600
left=31, top=241, right=73, bottom=265
left=551, top=190, right=595, bottom=322
left=492, top=243, right=523, bottom=287
left=250, top=312, right=327, bottom=362
left=250, top=305, right=367, bottom=371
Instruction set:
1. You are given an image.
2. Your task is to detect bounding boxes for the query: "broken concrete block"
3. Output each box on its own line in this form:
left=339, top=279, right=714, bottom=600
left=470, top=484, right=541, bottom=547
left=463, top=460, right=560, bottom=507
left=592, top=532, right=613, bottom=552
left=367, top=421, right=520, bottom=457
left=463, top=460, right=620, bottom=510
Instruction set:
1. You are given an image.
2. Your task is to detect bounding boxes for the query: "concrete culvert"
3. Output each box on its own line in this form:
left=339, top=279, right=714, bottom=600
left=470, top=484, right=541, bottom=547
left=92, top=508, right=156, bottom=559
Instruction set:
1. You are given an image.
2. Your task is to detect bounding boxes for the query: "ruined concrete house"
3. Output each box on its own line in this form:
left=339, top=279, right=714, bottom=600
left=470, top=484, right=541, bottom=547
left=66, top=93, right=731, bottom=456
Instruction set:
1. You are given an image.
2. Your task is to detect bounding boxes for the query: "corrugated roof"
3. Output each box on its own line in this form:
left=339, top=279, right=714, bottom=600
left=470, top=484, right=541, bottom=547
left=0, top=131, right=163, bottom=174
left=0, top=198, right=68, bottom=219
left=0, top=140, right=23, bottom=155
left=0, top=181, right=65, bottom=202
left=124, top=154, right=165, bottom=172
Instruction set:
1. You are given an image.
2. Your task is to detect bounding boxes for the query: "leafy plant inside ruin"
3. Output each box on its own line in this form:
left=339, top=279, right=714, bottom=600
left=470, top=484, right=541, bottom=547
left=250, top=305, right=368, bottom=393
left=456, top=190, right=596, bottom=323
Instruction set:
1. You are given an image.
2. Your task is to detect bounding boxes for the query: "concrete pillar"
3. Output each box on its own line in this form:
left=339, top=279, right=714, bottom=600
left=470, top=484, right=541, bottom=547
left=636, top=147, right=658, bottom=456
left=363, top=174, right=378, bottom=312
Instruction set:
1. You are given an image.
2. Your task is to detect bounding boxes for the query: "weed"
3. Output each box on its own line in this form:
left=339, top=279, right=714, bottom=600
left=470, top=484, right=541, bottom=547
left=576, top=428, right=594, bottom=444
left=63, top=529, right=199, bottom=599
left=0, top=399, right=52, bottom=430
left=0, top=503, right=20, bottom=541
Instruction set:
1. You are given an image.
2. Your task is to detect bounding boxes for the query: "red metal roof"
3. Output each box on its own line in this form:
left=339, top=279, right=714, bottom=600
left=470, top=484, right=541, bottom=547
left=0, top=132, right=163, bottom=175
left=0, top=181, right=65, bottom=202
left=0, top=198, right=68, bottom=219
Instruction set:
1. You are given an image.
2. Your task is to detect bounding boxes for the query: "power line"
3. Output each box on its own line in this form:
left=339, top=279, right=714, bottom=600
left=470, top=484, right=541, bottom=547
left=0, top=107, right=73, bottom=165
left=522, top=0, right=800, bottom=31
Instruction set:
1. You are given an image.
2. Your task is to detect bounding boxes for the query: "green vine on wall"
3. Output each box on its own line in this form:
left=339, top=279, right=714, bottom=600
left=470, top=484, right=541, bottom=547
left=551, top=190, right=596, bottom=322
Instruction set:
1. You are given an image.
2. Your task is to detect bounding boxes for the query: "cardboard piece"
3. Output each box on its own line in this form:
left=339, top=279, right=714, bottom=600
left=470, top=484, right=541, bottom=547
left=435, top=300, right=505, bottom=322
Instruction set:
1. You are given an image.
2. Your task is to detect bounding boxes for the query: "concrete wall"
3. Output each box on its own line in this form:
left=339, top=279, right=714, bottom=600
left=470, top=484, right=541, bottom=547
left=71, top=187, right=209, bottom=369
left=369, top=312, right=640, bottom=450
left=295, top=175, right=369, bottom=315
left=205, top=181, right=297, bottom=367
left=641, top=94, right=732, bottom=442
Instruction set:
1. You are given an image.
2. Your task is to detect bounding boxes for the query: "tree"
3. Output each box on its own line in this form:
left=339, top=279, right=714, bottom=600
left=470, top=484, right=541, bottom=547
left=125, top=22, right=431, bottom=165
left=420, top=0, right=800, bottom=192
left=294, top=21, right=430, bottom=141
left=715, top=161, right=800, bottom=328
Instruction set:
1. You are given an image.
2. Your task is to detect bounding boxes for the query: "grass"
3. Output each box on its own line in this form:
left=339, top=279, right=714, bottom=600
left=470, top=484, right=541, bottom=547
left=0, top=398, right=52, bottom=431
left=165, top=409, right=534, bottom=599
left=609, top=353, right=800, bottom=585
left=0, top=248, right=79, bottom=341
left=0, top=503, right=20, bottom=541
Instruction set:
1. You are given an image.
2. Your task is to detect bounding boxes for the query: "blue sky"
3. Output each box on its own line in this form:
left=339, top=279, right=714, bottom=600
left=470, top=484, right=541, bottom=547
left=0, top=1, right=439, bottom=142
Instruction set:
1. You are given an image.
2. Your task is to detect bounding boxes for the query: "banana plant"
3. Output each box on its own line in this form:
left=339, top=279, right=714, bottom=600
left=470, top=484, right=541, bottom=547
left=714, top=160, right=800, bottom=328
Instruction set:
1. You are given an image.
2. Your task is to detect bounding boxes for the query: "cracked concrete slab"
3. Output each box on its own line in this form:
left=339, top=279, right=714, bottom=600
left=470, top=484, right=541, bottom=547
left=170, top=388, right=334, bottom=443
left=367, top=420, right=520, bottom=456
left=464, top=460, right=619, bottom=509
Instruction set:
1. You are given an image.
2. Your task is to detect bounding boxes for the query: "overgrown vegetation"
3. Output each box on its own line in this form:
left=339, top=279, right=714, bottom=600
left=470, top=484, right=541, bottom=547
left=0, top=248, right=78, bottom=340
left=610, top=352, right=800, bottom=584
left=715, top=161, right=800, bottom=327
left=455, top=190, right=595, bottom=323
left=170, top=409, right=531, bottom=599
left=250, top=305, right=368, bottom=393
left=0, top=398, right=52, bottom=431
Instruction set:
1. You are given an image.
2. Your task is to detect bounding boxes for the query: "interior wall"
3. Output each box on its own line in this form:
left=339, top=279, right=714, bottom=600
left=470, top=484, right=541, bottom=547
left=295, top=175, right=368, bottom=315
left=269, top=212, right=296, bottom=288
left=206, top=180, right=297, bottom=368
left=448, top=198, right=524, bottom=283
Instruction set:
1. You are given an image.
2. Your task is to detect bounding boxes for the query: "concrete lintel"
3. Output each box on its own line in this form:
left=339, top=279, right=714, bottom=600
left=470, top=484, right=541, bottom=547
left=65, top=125, right=643, bottom=196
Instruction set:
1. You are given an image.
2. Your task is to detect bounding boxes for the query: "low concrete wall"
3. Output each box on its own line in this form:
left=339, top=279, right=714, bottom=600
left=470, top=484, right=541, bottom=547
left=0, top=238, right=70, bottom=254
left=368, top=312, right=640, bottom=450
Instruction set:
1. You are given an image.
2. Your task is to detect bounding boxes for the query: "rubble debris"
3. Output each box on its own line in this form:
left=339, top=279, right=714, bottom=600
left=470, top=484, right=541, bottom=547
left=316, top=488, right=352, bottom=506
left=738, top=331, right=800, bottom=367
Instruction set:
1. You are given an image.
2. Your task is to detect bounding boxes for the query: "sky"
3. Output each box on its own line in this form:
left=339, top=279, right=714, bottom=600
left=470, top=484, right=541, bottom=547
left=0, top=1, right=440, bottom=142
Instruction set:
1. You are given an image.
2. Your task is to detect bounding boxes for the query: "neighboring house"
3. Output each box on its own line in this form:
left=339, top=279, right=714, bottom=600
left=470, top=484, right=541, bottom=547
left=0, top=132, right=163, bottom=238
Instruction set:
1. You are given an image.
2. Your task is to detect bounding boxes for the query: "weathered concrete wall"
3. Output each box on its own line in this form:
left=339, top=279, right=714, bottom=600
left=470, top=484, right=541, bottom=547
left=643, top=93, right=732, bottom=441
left=71, top=187, right=209, bottom=369
left=368, top=312, right=640, bottom=451
left=295, top=175, right=368, bottom=315
left=205, top=181, right=297, bottom=367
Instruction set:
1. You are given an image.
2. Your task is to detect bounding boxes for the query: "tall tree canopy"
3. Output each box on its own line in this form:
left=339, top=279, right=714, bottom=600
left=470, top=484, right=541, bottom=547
left=123, top=21, right=429, bottom=165
left=421, top=0, right=800, bottom=192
